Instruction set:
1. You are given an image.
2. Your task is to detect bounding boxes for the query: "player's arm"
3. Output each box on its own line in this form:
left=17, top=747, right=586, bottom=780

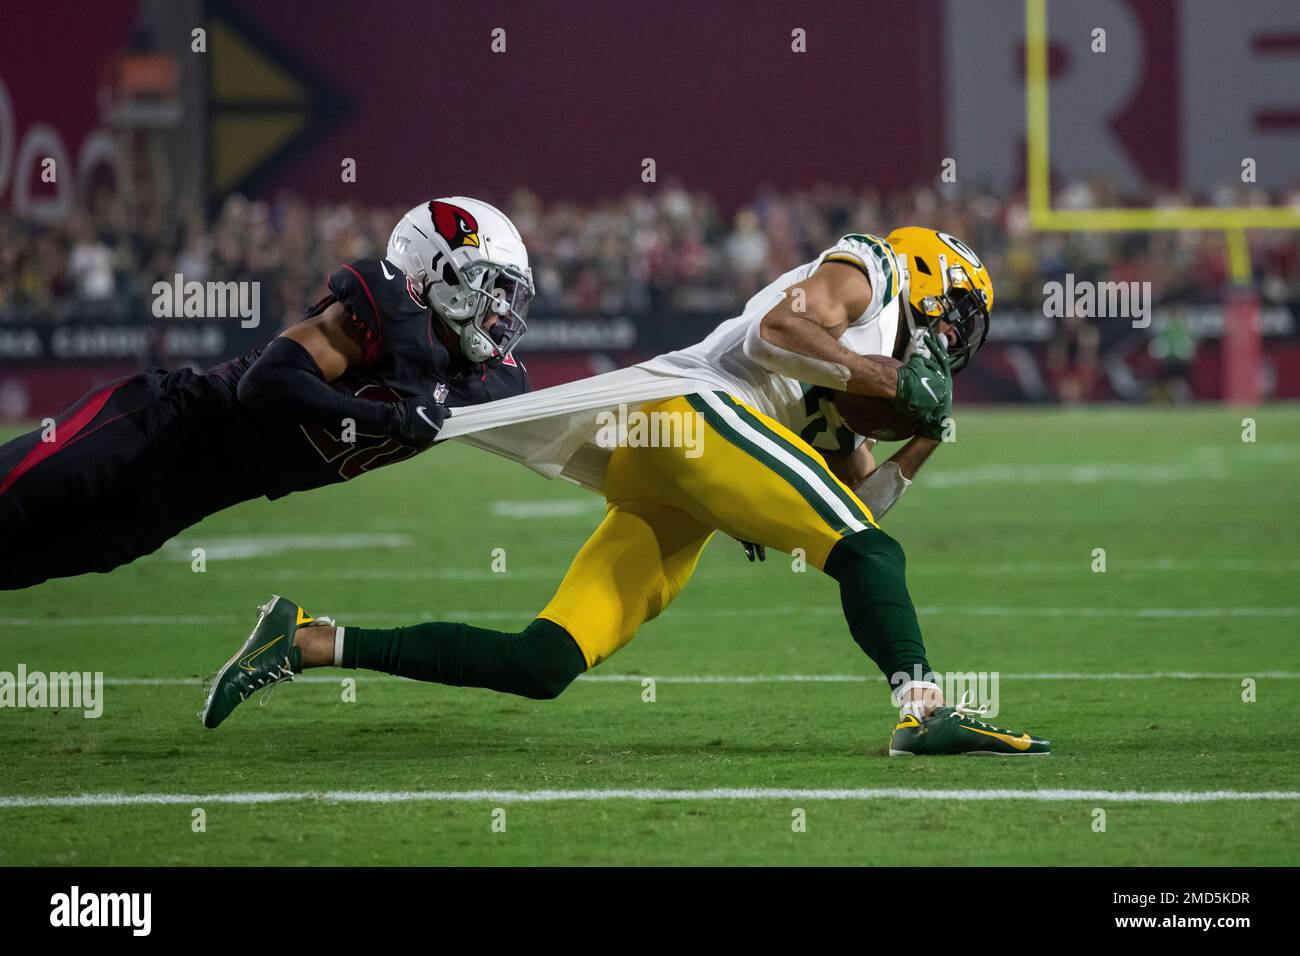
left=822, top=440, right=876, bottom=488
left=237, top=302, right=444, bottom=449
left=280, top=302, right=363, bottom=381
left=853, top=436, right=941, bottom=521
left=747, top=262, right=952, bottom=418
left=749, top=263, right=899, bottom=396
left=887, top=435, right=941, bottom=480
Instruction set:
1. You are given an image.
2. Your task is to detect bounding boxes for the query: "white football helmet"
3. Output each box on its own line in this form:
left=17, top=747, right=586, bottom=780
left=386, top=197, right=534, bottom=364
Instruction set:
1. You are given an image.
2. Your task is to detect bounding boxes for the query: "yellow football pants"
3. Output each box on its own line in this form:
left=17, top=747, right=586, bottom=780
left=538, top=392, right=877, bottom=668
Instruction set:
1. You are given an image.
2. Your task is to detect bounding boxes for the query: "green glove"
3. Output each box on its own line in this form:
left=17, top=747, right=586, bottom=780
left=915, top=392, right=952, bottom=441
left=893, top=331, right=952, bottom=419
left=915, top=333, right=953, bottom=441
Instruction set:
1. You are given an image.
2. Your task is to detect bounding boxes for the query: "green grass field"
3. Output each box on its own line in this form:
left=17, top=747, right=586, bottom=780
left=1, top=406, right=1298, bottom=865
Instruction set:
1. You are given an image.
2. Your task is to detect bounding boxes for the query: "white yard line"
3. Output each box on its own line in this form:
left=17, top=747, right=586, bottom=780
left=183, top=558, right=1300, bottom=580
left=921, top=606, right=1300, bottom=619
left=76, top=671, right=1300, bottom=687
left=578, top=670, right=1300, bottom=682
left=159, top=533, right=414, bottom=561
left=489, top=500, right=602, bottom=519
left=4, top=605, right=1296, bottom=627
left=919, top=445, right=1300, bottom=489
left=0, top=788, right=1297, bottom=809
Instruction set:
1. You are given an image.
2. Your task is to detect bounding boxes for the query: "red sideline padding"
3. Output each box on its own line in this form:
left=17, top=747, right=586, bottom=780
left=1223, top=291, right=1262, bottom=405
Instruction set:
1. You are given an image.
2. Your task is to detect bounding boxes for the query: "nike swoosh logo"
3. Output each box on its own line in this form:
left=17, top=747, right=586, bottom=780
left=380, top=261, right=395, bottom=280
left=238, top=635, right=284, bottom=672
left=415, top=406, right=440, bottom=430
left=920, top=377, right=938, bottom=402
left=962, top=726, right=1033, bottom=750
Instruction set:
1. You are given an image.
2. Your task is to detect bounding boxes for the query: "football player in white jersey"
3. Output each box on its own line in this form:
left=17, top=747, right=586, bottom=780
left=204, top=227, right=1050, bottom=757
left=642, top=228, right=979, bottom=547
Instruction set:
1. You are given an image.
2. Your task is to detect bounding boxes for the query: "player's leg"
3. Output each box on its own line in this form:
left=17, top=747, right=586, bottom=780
left=0, top=374, right=168, bottom=589
left=0, top=367, right=266, bottom=589
left=202, top=447, right=714, bottom=727
left=204, top=596, right=587, bottom=728
left=629, top=392, right=933, bottom=696
left=532, top=502, right=714, bottom=668
left=630, top=393, right=1049, bottom=754
left=335, top=494, right=707, bottom=677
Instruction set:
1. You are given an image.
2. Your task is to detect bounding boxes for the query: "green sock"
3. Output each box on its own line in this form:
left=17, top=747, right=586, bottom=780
left=824, top=530, right=934, bottom=690
left=341, top=617, right=586, bottom=700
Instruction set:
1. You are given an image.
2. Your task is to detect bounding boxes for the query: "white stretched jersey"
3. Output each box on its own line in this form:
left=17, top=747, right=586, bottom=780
left=639, top=233, right=907, bottom=452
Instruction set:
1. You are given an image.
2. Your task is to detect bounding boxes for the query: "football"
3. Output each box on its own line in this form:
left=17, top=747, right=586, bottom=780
left=831, top=357, right=922, bottom=441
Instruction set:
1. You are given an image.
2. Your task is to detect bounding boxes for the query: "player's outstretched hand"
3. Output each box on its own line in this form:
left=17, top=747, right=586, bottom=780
left=388, top=386, right=449, bottom=450
left=893, top=331, right=951, bottom=418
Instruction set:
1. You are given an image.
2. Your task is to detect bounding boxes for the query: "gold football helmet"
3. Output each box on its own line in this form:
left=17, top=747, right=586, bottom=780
left=886, top=227, right=993, bottom=372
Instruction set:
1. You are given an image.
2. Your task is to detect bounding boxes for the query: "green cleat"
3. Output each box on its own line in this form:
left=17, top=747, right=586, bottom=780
left=889, top=694, right=1051, bottom=756
left=201, top=595, right=326, bottom=729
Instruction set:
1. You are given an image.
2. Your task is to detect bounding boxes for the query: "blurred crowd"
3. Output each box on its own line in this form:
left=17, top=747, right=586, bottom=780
left=3, top=181, right=1300, bottom=327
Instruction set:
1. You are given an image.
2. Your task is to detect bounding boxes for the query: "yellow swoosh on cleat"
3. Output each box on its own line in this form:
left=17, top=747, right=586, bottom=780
left=894, top=714, right=921, bottom=731
left=961, top=726, right=1033, bottom=750
left=295, top=607, right=314, bottom=626
left=238, top=635, right=283, bottom=672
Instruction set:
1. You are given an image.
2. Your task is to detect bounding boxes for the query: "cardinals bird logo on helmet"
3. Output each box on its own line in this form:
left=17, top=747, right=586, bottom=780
left=429, top=201, right=481, bottom=251
left=387, top=197, right=534, bottom=365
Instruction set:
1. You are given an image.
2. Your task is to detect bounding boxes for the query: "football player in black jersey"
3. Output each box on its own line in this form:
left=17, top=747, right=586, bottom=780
left=0, top=197, right=533, bottom=590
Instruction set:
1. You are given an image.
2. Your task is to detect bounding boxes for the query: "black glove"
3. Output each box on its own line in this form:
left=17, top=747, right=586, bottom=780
left=387, top=386, right=448, bottom=450
left=739, top=539, right=766, bottom=562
